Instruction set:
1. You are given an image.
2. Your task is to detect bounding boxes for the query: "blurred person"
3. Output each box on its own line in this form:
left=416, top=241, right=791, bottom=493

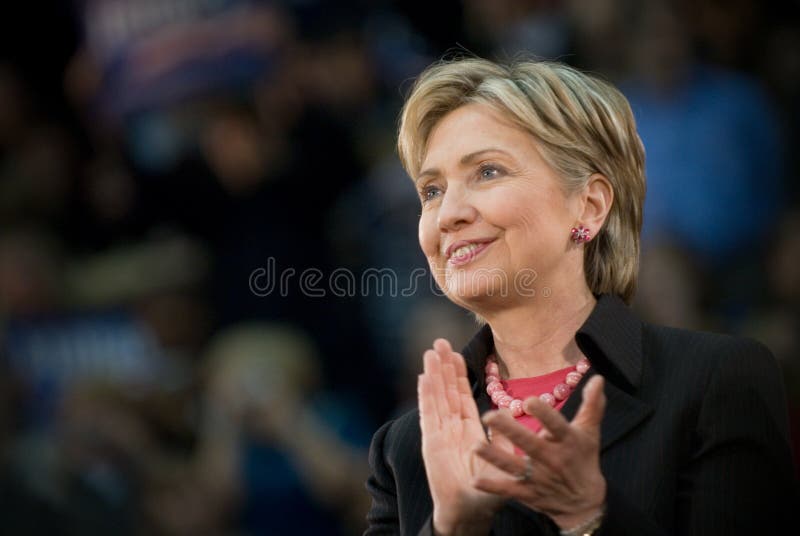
left=326, top=134, right=431, bottom=380
left=687, top=0, right=762, bottom=71
left=362, top=8, right=437, bottom=100
left=364, top=56, right=797, bottom=535
left=0, top=230, right=200, bottom=443
left=461, top=0, right=570, bottom=61
left=164, top=323, right=373, bottom=535
left=0, top=227, right=62, bottom=317
left=65, top=151, right=146, bottom=252
left=741, top=208, right=800, bottom=476
left=622, top=1, right=784, bottom=318
left=299, top=32, right=377, bottom=118
left=55, top=385, right=159, bottom=535
left=0, top=379, right=175, bottom=535
left=396, top=299, right=478, bottom=413
left=0, top=227, right=217, bottom=533
left=0, top=124, right=76, bottom=228
left=0, top=65, right=77, bottom=231
left=200, top=103, right=280, bottom=196
left=633, top=241, right=704, bottom=330
left=63, top=232, right=209, bottom=308
left=194, top=74, right=379, bottom=401
left=564, top=0, right=635, bottom=78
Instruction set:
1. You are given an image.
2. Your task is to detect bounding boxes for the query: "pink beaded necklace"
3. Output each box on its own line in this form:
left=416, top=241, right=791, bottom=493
left=485, top=355, right=591, bottom=417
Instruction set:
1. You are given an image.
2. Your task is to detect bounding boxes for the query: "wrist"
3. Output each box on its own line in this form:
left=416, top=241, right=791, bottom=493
left=557, top=504, right=605, bottom=536
left=552, top=477, right=606, bottom=530
left=433, top=509, right=494, bottom=536
left=552, top=503, right=603, bottom=531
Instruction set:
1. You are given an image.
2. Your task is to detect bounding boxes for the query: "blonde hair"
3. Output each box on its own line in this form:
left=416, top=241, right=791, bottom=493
left=398, top=58, right=646, bottom=303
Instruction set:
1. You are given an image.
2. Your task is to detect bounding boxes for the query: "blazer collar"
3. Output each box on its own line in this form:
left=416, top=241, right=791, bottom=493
left=574, top=294, right=643, bottom=391
left=461, top=293, right=644, bottom=392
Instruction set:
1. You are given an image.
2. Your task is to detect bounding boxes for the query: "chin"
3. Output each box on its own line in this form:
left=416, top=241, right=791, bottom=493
left=448, top=259, right=509, bottom=287
left=441, top=275, right=509, bottom=307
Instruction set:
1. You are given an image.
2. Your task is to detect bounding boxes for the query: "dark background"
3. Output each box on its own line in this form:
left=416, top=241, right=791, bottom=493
left=0, top=0, right=798, bottom=534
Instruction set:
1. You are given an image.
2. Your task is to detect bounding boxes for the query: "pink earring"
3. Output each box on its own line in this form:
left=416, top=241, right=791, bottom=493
left=571, top=226, right=591, bottom=244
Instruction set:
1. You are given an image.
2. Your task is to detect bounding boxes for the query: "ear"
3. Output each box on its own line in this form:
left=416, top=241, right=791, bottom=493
left=578, top=173, right=614, bottom=232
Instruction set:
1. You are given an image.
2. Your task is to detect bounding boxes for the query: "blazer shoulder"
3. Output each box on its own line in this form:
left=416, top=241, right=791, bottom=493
left=642, top=322, right=776, bottom=364
left=371, top=407, right=422, bottom=462
left=641, top=322, right=783, bottom=392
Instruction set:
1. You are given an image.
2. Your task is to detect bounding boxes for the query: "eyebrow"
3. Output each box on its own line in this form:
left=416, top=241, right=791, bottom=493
left=416, top=148, right=513, bottom=184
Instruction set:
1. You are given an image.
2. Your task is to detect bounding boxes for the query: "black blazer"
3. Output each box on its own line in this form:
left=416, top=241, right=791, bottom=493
left=365, top=294, right=798, bottom=534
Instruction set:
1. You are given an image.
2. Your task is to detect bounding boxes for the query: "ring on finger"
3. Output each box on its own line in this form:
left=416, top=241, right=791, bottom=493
left=514, top=455, right=533, bottom=482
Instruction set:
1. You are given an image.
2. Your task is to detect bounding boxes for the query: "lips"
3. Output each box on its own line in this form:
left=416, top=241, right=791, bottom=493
left=444, top=238, right=496, bottom=266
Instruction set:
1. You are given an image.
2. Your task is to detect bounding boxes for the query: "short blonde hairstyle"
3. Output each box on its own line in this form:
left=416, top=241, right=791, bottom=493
left=398, top=58, right=646, bottom=304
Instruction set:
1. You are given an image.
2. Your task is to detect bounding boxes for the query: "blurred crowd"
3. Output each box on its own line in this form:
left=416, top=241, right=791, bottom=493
left=0, top=0, right=798, bottom=534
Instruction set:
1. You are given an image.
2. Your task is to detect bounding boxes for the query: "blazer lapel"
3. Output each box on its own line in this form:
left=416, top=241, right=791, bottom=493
left=570, top=294, right=654, bottom=450
left=560, top=369, right=653, bottom=451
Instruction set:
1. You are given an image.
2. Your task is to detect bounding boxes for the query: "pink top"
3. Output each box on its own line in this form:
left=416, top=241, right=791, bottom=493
left=489, top=364, right=577, bottom=434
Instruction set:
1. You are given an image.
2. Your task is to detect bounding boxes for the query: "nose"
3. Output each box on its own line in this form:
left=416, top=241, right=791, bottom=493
left=437, top=185, right=477, bottom=232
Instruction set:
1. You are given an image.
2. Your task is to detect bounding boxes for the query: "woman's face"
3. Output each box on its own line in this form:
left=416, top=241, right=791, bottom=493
left=416, top=103, right=584, bottom=310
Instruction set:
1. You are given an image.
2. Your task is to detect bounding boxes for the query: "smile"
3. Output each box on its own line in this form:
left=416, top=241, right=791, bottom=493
left=447, top=240, right=495, bottom=266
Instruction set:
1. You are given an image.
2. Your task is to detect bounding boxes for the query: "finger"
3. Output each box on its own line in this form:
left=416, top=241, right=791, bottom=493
left=472, top=475, right=527, bottom=499
left=418, top=374, right=440, bottom=433
left=456, top=375, right=472, bottom=396
left=423, top=348, right=441, bottom=376
left=572, top=375, right=606, bottom=432
left=433, top=339, right=479, bottom=422
left=474, top=437, right=529, bottom=477
left=487, top=424, right=515, bottom=453
left=423, top=350, right=450, bottom=419
left=432, top=342, right=459, bottom=415
left=432, top=337, right=452, bottom=356
left=434, top=338, right=469, bottom=379
left=442, top=362, right=461, bottom=414
left=432, top=340, right=460, bottom=415
left=522, top=396, right=571, bottom=441
left=482, top=410, right=547, bottom=458
left=440, top=355, right=457, bottom=389
left=432, top=339, right=452, bottom=369
left=452, top=351, right=469, bottom=379
left=456, top=377, right=481, bottom=422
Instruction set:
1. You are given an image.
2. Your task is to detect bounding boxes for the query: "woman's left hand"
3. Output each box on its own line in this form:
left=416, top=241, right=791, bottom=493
left=472, top=375, right=607, bottom=530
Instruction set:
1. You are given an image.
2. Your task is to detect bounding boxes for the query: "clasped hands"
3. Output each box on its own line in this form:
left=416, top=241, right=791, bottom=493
left=418, top=339, right=607, bottom=536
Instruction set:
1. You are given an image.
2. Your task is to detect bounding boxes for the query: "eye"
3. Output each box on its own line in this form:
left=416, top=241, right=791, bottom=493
left=420, top=184, right=442, bottom=203
left=478, top=164, right=502, bottom=180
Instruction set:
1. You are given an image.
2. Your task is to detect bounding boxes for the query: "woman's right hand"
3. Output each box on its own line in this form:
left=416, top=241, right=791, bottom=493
left=419, top=338, right=511, bottom=535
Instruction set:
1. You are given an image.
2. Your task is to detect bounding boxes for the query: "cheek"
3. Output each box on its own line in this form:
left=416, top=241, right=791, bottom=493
left=501, top=185, right=568, bottom=240
left=497, top=197, right=539, bottom=240
left=418, top=212, right=438, bottom=258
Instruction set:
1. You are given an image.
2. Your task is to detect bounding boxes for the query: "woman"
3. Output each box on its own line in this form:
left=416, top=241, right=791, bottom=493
left=364, top=57, right=797, bottom=535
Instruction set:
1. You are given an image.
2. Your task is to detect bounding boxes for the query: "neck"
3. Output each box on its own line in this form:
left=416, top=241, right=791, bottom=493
left=484, top=288, right=597, bottom=379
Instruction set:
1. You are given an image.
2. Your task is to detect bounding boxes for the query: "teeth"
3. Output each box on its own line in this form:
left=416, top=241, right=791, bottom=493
left=451, top=244, right=478, bottom=258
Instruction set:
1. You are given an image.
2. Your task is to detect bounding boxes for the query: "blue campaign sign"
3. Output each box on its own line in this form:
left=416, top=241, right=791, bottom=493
left=77, top=0, right=283, bottom=117
left=3, top=310, right=170, bottom=426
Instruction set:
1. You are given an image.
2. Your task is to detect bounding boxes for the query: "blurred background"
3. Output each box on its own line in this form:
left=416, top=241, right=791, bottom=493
left=0, top=0, right=798, bottom=534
